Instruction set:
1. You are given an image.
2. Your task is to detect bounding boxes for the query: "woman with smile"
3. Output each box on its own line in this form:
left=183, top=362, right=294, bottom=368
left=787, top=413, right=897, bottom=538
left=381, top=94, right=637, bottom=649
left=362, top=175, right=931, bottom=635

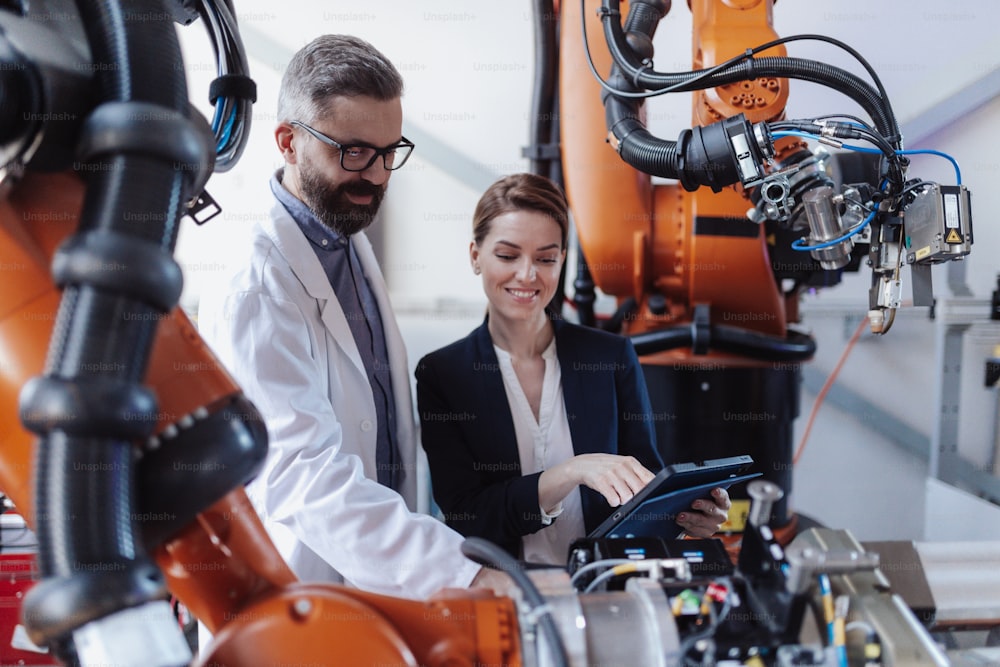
left=416, top=173, right=730, bottom=565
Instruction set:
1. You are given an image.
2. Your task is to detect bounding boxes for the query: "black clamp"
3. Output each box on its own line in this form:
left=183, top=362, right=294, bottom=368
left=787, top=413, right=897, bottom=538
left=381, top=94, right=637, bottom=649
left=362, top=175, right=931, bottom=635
left=209, top=74, right=258, bottom=104
left=52, top=231, right=183, bottom=312
left=21, top=561, right=167, bottom=651
left=186, top=189, right=222, bottom=225
left=743, top=48, right=757, bottom=79
left=20, top=375, right=159, bottom=441
left=691, top=303, right=711, bottom=355
left=76, top=100, right=215, bottom=195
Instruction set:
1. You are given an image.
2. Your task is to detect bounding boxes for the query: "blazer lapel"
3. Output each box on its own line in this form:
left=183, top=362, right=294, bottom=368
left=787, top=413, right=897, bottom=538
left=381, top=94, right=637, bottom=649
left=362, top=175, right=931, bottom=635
left=553, top=319, right=611, bottom=532
left=554, top=319, right=601, bottom=456
left=472, top=322, right=521, bottom=470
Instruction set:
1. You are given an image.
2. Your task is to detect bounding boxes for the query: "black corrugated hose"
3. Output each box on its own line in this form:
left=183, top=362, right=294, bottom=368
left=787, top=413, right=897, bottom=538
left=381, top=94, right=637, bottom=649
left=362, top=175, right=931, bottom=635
left=18, top=0, right=213, bottom=661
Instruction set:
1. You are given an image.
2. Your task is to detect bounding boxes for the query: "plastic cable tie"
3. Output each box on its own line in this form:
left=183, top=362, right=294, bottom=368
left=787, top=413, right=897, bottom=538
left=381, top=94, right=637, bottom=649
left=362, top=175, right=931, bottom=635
left=744, top=49, right=756, bottom=78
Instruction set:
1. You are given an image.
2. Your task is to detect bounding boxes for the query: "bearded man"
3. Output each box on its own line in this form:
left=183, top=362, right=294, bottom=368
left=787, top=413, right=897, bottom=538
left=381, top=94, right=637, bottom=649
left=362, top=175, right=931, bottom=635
left=198, top=34, right=506, bottom=599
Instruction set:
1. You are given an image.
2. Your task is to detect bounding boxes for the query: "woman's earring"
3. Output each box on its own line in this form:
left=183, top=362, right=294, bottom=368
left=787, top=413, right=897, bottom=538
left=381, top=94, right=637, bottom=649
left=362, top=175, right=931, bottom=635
left=473, top=266, right=481, bottom=275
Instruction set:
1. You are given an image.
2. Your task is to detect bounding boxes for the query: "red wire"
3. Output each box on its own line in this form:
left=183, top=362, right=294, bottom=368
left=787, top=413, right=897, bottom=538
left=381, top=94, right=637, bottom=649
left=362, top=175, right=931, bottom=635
left=793, top=317, right=868, bottom=464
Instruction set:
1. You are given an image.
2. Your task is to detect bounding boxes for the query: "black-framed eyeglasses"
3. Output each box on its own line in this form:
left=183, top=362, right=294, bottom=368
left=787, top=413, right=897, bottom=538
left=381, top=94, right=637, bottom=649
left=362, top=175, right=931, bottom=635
left=290, top=120, right=415, bottom=172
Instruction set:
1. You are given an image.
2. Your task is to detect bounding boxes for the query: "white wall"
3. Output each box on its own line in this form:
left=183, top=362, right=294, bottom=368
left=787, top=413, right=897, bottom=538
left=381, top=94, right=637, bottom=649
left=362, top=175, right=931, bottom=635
left=175, top=1, right=1000, bottom=541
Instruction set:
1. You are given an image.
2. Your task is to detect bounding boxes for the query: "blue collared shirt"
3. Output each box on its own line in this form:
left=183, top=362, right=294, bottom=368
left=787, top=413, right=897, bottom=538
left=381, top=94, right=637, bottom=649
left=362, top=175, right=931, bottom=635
left=270, top=171, right=400, bottom=490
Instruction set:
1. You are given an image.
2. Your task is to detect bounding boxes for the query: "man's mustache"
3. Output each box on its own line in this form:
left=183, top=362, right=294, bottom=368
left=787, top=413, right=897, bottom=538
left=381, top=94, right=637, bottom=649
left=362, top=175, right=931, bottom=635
left=340, top=181, right=383, bottom=198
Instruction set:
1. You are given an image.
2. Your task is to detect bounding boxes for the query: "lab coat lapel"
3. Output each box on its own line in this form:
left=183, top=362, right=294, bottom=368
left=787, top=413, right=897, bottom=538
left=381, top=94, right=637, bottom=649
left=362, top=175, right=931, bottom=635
left=353, top=232, right=419, bottom=502
left=352, top=232, right=406, bottom=389
left=263, top=200, right=367, bottom=378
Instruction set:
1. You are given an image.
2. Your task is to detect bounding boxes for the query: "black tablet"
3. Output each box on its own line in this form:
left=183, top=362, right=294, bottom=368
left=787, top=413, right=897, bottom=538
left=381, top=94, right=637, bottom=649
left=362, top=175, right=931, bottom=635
left=588, top=455, right=761, bottom=540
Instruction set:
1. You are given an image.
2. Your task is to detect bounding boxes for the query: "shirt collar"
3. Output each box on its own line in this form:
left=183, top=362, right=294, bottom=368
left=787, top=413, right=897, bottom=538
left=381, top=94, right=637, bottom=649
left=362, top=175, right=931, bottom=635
left=492, top=335, right=558, bottom=361
left=270, top=169, right=348, bottom=251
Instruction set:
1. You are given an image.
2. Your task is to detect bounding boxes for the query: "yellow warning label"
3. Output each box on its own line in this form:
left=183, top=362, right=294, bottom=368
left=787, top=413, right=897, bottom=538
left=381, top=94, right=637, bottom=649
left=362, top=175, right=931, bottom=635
left=945, top=228, right=963, bottom=244
left=721, top=499, right=751, bottom=533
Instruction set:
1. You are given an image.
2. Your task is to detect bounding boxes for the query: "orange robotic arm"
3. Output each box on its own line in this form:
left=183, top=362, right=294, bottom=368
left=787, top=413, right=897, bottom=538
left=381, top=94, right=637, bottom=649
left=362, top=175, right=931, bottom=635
left=561, top=0, right=801, bottom=342
left=558, top=0, right=813, bottom=533
left=553, top=0, right=971, bottom=533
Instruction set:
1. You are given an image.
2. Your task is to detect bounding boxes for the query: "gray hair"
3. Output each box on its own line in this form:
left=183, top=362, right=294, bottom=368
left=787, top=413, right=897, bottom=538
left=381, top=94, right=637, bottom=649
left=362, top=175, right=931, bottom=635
left=277, top=34, right=404, bottom=123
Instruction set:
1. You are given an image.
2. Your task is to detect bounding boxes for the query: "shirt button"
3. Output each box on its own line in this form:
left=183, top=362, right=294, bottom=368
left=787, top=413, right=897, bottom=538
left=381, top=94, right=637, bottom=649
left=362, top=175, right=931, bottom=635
left=321, top=239, right=329, bottom=247
left=360, top=419, right=373, bottom=432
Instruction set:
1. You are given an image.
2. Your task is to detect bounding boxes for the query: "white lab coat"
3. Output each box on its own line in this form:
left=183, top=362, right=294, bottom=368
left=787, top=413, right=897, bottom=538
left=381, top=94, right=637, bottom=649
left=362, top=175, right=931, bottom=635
left=197, top=193, right=481, bottom=599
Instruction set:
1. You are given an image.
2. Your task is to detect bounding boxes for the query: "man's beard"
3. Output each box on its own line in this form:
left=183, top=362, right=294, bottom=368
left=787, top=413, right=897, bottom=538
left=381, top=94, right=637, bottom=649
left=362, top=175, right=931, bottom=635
left=299, top=166, right=385, bottom=237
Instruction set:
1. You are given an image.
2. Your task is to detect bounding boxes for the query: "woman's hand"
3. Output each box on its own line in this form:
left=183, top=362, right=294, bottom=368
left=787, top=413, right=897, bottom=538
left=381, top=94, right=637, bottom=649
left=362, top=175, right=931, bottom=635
left=572, top=454, right=656, bottom=507
left=539, top=454, right=655, bottom=511
left=676, top=487, right=731, bottom=538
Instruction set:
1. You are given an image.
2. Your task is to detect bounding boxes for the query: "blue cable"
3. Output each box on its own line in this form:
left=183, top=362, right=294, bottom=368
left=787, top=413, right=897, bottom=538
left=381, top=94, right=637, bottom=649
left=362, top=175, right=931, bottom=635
left=770, top=131, right=963, bottom=184
left=771, top=129, right=885, bottom=155
left=771, top=129, right=824, bottom=143
left=216, top=107, right=237, bottom=153
left=210, top=99, right=225, bottom=134
left=818, top=574, right=849, bottom=667
left=898, top=148, right=962, bottom=184
left=791, top=208, right=876, bottom=252
left=818, top=574, right=834, bottom=644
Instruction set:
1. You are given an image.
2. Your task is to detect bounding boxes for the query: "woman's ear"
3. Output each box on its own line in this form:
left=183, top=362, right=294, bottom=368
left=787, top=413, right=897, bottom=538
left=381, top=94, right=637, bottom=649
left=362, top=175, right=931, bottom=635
left=470, top=241, right=481, bottom=274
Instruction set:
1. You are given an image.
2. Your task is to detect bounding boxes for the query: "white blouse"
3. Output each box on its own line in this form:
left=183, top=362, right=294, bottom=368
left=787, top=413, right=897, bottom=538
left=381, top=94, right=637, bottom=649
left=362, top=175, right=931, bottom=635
left=493, top=338, right=586, bottom=566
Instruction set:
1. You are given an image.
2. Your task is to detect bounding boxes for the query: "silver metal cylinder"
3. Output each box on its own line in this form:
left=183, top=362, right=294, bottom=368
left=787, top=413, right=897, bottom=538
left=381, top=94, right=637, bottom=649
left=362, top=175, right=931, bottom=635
left=747, top=478, right=784, bottom=528
left=524, top=570, right=679, bottom=667
left=802, top=185, right=853, bottom=270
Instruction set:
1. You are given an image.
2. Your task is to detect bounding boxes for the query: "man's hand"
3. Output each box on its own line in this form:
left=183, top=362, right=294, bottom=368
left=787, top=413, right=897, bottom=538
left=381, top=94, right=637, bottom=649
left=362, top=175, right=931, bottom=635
left=469, top=567, right=516, bottom=598
left=676, top=487, right=731, bottom=538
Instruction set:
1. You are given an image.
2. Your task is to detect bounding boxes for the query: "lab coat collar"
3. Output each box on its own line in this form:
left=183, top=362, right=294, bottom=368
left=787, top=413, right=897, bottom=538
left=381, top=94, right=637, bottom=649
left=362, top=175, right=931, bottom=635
left=262, top=192, right=368, bottom=377
left=269, top=171, right=349, bottom=253
left=260, top=187, right=411, bottom=435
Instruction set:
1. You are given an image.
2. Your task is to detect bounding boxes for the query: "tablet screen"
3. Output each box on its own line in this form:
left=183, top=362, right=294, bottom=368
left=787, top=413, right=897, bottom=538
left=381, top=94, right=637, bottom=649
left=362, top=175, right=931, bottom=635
left=588, top=455, right=761, bottom=540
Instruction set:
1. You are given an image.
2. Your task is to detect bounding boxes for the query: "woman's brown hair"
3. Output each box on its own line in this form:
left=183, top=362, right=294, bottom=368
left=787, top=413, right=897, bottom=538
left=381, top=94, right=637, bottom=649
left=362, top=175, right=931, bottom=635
left=472, top=173, right=569, bottom=248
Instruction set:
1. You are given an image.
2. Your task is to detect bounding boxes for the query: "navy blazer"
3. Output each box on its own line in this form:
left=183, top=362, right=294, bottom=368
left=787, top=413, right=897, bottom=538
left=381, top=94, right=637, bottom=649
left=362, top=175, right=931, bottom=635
left=416, top=317, right=663, bottom=559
